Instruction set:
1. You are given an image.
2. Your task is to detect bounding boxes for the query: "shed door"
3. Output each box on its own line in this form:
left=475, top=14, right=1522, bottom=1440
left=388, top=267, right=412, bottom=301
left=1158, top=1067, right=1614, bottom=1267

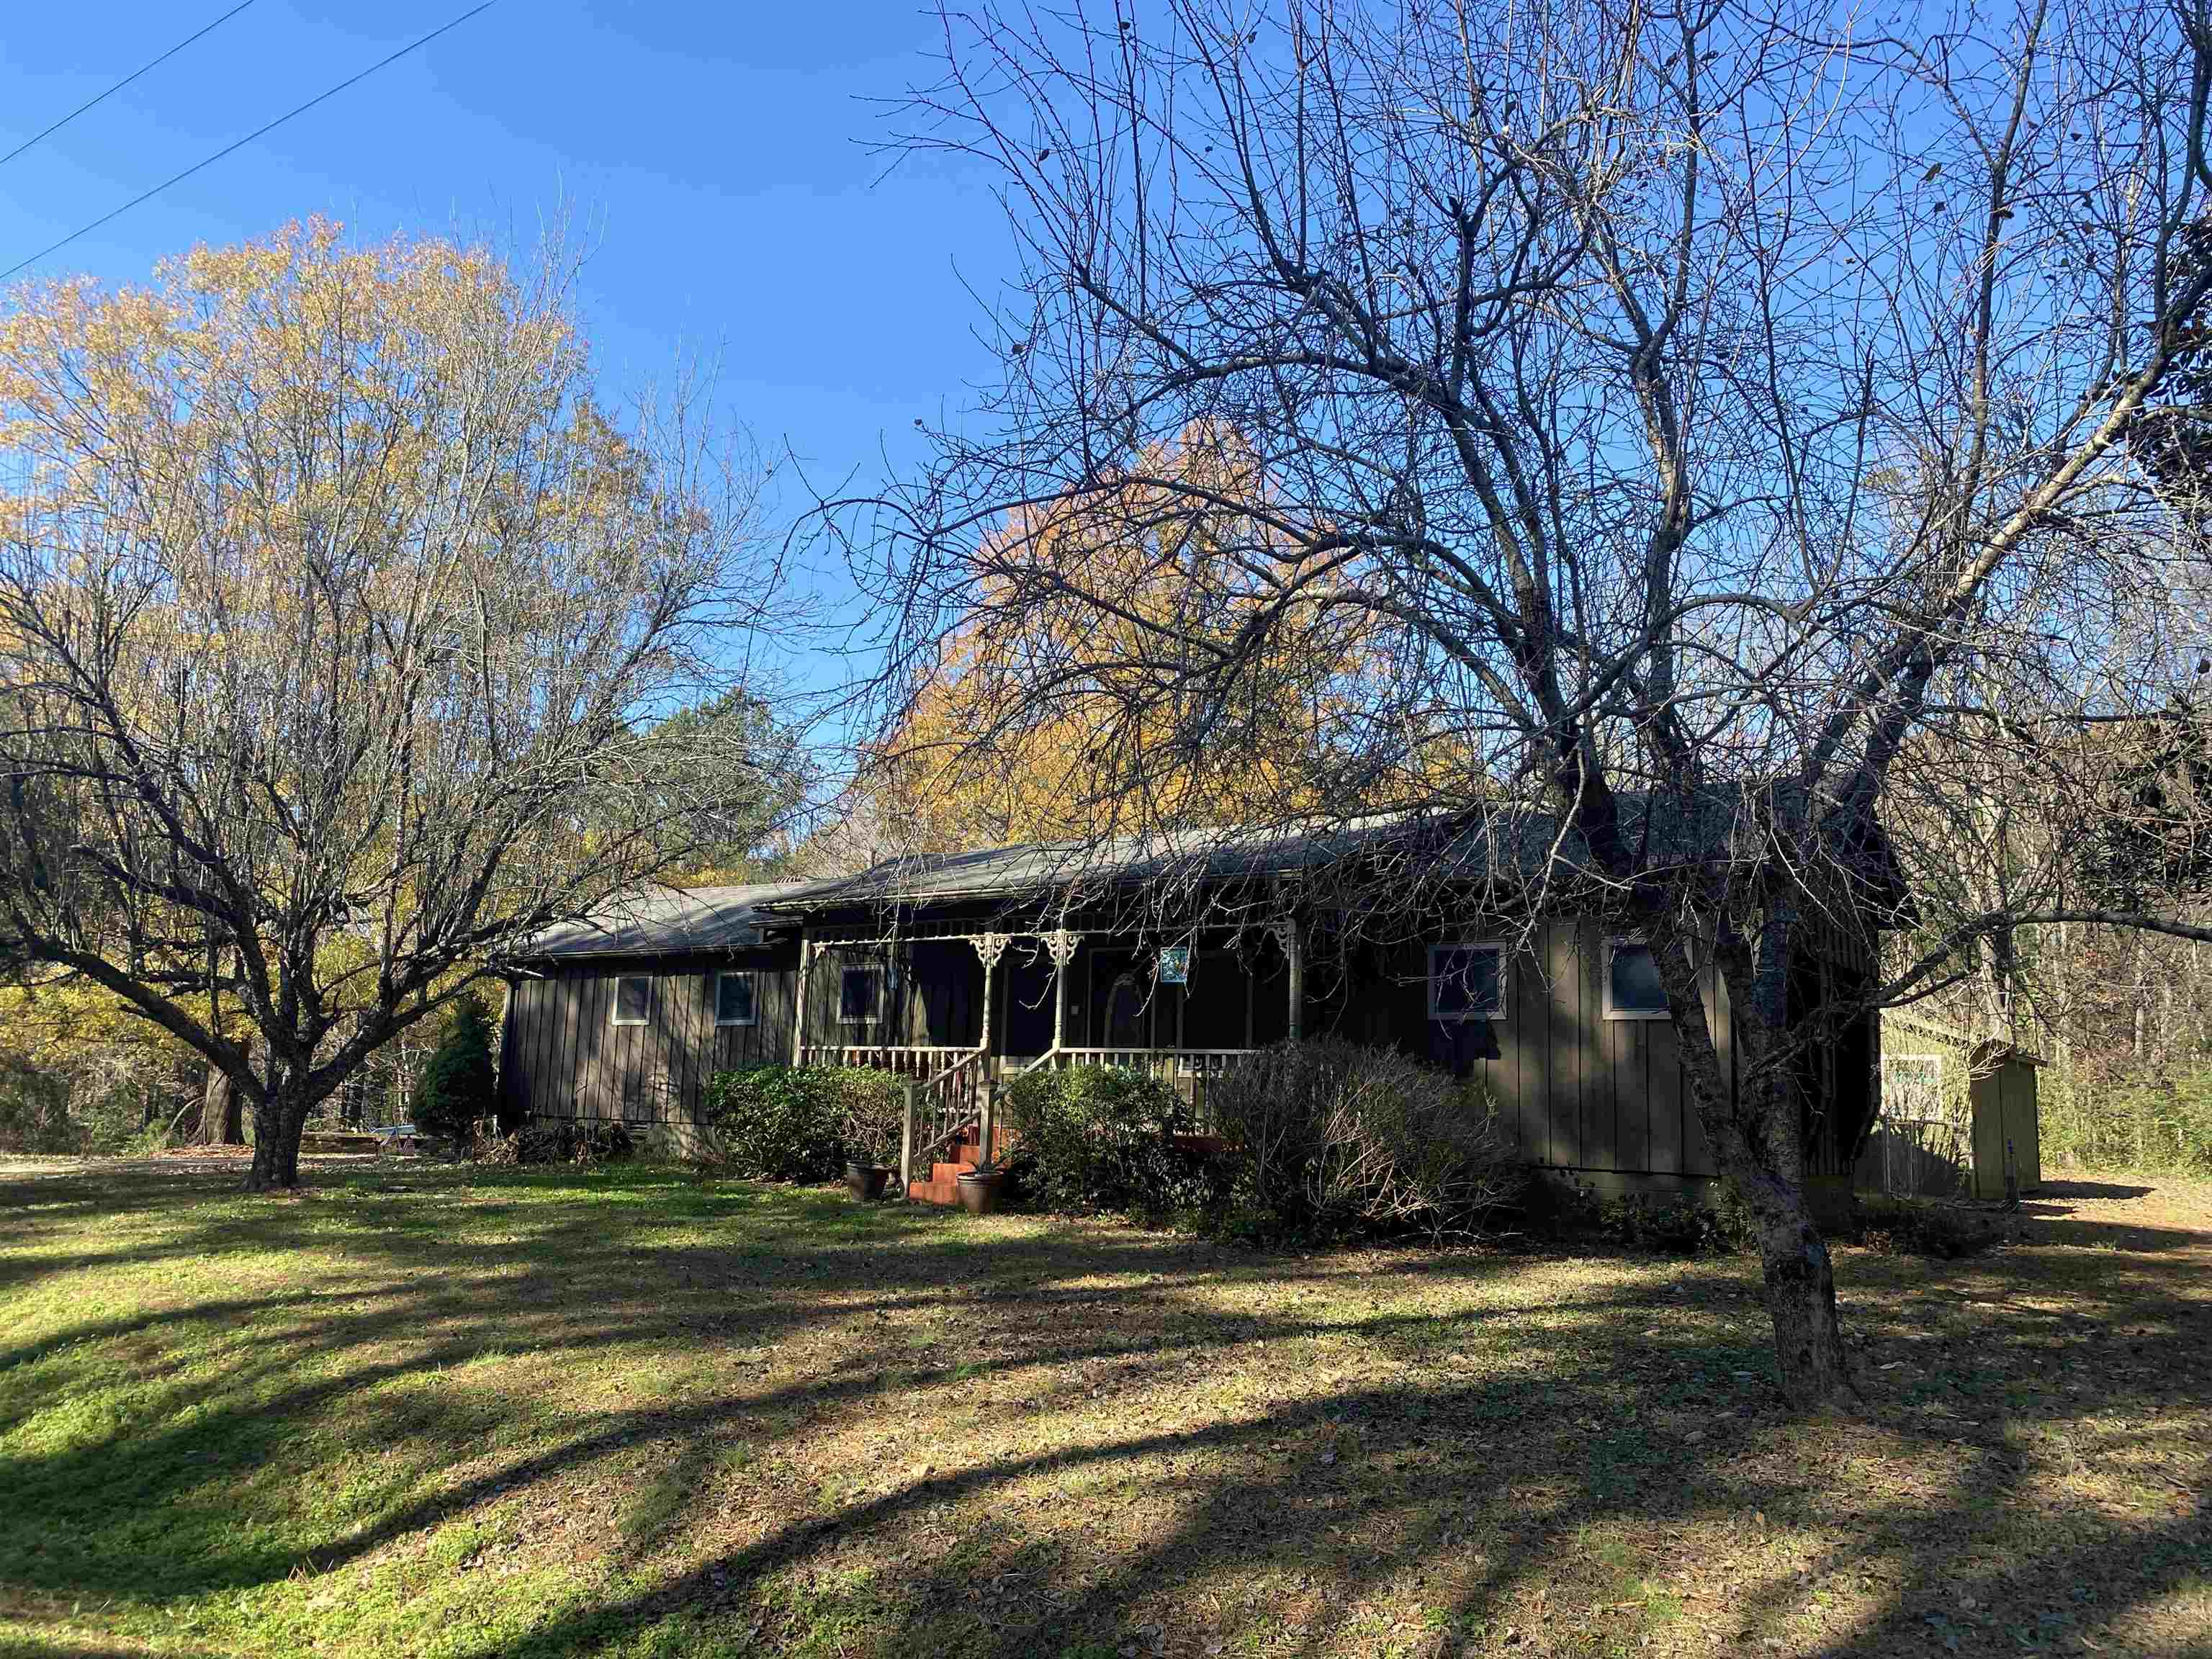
left=2005, top=1063, right=2041, bottom=1192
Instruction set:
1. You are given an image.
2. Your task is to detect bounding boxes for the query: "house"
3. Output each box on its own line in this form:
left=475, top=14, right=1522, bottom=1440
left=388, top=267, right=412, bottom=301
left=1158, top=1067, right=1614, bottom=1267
left=498, top=806, right=1893, bottom=1209
left=497, top=881, right=800, bottom=1158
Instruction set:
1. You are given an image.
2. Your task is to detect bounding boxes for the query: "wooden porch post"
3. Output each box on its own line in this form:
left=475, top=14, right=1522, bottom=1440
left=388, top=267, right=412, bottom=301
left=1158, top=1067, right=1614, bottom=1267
left=1275, top=917, right=1303, bottom=1041
left=791, top=938, right=811, bottom=1066
left=1045, top=929, right=1081, bottom=1057
left=972, top=932, right=1010, bottom=1162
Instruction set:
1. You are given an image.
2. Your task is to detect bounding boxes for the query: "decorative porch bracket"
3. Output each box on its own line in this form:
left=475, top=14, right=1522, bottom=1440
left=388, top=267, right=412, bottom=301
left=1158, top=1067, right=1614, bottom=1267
left=1043, top=928, right=1082, bottom=1054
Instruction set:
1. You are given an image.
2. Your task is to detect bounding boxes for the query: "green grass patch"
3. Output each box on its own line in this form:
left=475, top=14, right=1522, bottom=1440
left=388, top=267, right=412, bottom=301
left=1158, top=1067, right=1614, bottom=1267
left=0, top=1159, right=2207, bottom=1655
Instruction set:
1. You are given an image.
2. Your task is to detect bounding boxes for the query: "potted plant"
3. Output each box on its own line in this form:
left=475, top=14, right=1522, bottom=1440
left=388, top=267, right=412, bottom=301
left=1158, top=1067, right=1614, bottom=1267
left=956, top=1159, right=1007, bottom=1215
left=836, top=1071, right=902, bottom=1202
left=845, top=1159, right=891, bottom=1202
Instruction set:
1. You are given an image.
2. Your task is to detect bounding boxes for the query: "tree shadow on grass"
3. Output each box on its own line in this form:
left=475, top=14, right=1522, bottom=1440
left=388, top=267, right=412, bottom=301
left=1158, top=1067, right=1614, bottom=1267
left=2029, top=1179, right=2157, bottom=1202
left=1, top=1163, right=2207, bottom=1657
left=451, top=1264, right=2212, bottom=1659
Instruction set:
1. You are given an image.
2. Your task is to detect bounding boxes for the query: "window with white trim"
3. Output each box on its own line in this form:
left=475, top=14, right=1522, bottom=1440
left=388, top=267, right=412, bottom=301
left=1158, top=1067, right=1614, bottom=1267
left=611, top=975, right=652, bottom=1027
left=1428, top=942, right=1506, bottom=1021
left=837, top=963, right=884, bottom=1025
left=1603, top=938, right=1671, bottom=1020
left=714, top=971, right=757, bottom=1027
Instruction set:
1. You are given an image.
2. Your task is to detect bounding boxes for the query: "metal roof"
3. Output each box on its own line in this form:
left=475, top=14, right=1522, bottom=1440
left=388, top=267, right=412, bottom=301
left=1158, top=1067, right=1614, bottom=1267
left=755, top=822, right=1375, bottom=912
left=517, top=792, right=1907, bottom=950
left=752, top=792, right=1891, bottom=916
left=515, top=881, right=807, bottom=961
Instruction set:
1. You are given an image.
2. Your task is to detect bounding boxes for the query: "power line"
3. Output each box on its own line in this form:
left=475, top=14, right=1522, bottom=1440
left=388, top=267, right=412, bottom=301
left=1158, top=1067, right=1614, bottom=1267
left=0, top=1, right=263, bottom=171
left=0, top=1, right=498, bottom=286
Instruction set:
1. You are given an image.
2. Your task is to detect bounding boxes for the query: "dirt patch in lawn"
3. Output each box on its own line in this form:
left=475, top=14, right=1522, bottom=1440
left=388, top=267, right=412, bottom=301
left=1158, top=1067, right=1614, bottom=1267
left=0, top=1162, right=2206, bottom=1658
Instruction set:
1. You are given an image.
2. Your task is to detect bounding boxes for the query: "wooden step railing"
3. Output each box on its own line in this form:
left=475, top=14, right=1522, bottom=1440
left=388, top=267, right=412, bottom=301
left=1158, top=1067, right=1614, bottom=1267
left=909, top=1048, right=986, bottom=1172
left=799, top=1044, right=987, bottom=1189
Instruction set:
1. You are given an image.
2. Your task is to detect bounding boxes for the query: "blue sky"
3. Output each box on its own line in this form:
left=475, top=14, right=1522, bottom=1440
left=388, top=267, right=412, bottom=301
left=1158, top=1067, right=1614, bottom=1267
left=0, top=0, right=1013, bottom=666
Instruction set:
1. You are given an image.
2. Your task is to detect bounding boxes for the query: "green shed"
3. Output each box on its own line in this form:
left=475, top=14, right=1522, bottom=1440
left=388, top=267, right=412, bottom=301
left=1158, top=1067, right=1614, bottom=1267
left=1860, top=1020, right=2043, bottom=1202
left=1966, top=1041, right=2042, bottom=1201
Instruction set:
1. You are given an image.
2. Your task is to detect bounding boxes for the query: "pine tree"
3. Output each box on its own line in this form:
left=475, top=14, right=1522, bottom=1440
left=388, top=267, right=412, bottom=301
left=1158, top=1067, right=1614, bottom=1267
left=414, top=992, right=498, bottom=1145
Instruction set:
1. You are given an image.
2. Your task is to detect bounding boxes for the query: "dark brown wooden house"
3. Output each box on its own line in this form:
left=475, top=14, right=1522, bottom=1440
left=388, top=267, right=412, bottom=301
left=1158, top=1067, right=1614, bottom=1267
left=498, top=883, right=801, bottom=1157
left=498, top=812, right=1892, bottom=1207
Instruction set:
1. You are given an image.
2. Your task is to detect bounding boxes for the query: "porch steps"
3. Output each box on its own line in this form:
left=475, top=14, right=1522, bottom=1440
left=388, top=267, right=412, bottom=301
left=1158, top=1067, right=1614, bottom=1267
left=907, top=1141, right=985, bottom=1206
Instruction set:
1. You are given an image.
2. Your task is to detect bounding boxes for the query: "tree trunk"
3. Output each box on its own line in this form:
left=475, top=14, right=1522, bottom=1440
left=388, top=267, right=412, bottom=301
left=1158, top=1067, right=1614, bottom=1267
left=1753, top=1179, right=1851, bottom=1408
left=1650, top=929, right=1853, bottom=1408
left=194, top=1064, right=245, bottom=1146
left=244, top=1061, right=310, bottom=1191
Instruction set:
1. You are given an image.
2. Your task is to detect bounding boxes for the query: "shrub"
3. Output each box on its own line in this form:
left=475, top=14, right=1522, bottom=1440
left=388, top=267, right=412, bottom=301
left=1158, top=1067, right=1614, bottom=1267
left=1591, top=1192, right=1743, bottom=1254
left=703, top=1066, right=841, bottom=1181
left=415, top=990, right=499, bottom=1143
left=0, top=1063, right=81, bottom=1155
left=818, top=1067, right=905, bottom=1169
left=1206, top=1040, right=1517, bottom=1242
left=999, top=1063, right=1218, bottom=1216
left=1557, top=1181, right=1995, bottom=1259
left=701, top=1065, right=906, bottom=1180
left=1542, top=1178, right=1768, bottom=1256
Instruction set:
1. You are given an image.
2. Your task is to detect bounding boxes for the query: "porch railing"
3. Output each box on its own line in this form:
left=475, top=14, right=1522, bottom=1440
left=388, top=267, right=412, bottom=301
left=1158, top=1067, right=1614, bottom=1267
left=1025, top=1047, right=1257, bottom=1132
left=799, top=1043, right=974, bottom=1075
left=803, top=1044, right=1259, bottom=1184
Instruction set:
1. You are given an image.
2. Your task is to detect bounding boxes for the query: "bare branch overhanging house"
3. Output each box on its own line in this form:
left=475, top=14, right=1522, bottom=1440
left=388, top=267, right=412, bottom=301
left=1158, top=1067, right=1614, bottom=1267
left=498, top=801, right=1905, bottom=1211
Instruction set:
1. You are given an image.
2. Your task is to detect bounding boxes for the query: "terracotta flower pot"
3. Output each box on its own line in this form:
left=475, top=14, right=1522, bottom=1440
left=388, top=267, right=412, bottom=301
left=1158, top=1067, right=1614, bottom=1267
left=845, top=1161, right=891, bottom=1202
left=956, top=1168, right=1005, bottom=1215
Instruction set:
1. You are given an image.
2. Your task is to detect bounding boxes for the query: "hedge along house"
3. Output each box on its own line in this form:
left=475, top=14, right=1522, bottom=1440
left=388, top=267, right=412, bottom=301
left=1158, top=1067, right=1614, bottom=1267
left=499, top=804, right=1901, bottom=1209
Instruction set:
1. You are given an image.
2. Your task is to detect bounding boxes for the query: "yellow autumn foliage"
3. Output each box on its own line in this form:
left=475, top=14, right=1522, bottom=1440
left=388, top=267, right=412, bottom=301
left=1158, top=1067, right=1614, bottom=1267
left=0, top=977, right=197, bottom=1074
left=0, top=219, right=780, bottom=1172
left=864, top=428, right=1408, bottom=851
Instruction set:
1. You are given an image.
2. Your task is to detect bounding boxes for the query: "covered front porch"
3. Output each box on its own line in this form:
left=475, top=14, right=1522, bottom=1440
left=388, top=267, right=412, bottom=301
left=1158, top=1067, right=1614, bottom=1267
left=789, top=919, right=1305, bottom=1200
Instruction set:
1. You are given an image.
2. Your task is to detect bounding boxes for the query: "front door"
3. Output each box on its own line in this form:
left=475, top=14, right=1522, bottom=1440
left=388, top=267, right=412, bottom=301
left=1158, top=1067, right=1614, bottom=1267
left=1104, top=968, right=1149, bottom=1048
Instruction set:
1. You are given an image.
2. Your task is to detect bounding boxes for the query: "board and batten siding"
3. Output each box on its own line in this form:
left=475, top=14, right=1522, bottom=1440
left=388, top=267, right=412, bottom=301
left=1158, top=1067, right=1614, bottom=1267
left=1321, top=920, right=1732, bottom=1182
left=498, top=947, right=799, bottom=1148
left=800, top=939, right=989, bottom=1052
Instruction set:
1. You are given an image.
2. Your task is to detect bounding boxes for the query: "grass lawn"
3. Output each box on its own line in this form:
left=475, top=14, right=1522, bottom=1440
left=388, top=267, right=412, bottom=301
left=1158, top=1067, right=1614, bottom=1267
left=1, top=1158, right=2207, bottom=1658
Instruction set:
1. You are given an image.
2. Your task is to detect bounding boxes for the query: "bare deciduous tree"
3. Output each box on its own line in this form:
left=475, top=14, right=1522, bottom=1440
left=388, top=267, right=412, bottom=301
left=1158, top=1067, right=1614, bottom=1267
left=842, top=0, right=2212, bottom=1402
left=0, top=222, right=802, bottom=1189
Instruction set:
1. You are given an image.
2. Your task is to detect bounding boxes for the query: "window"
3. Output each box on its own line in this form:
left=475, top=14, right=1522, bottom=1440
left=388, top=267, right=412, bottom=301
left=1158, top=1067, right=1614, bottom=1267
left=1428, top=942, right=1505, bottom=1021
left=715, top=971, right=757, bottom=1028
left=1603, top=938, right=1670, bottom=1021
left=611, top=975, right=652, bottom=1027
left=837, top=963, right=884, bottom=1025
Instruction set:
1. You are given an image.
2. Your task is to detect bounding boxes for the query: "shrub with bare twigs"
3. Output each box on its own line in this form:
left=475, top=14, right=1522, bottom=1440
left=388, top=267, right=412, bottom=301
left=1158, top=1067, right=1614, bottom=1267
left=1208, top=1041, right=1516, bottom=1243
